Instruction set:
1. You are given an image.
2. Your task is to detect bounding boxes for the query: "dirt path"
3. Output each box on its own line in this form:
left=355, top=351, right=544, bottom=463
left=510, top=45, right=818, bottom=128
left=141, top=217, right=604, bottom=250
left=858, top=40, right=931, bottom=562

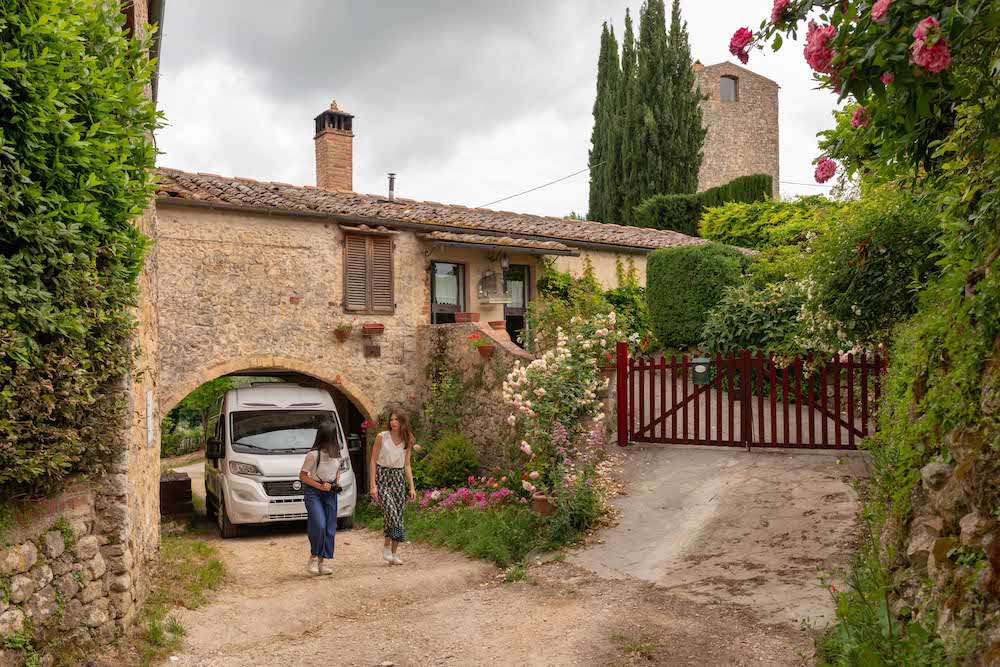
left=571, top=444, right=866, bottom=628
left=150, top=445, right=865, bottom=666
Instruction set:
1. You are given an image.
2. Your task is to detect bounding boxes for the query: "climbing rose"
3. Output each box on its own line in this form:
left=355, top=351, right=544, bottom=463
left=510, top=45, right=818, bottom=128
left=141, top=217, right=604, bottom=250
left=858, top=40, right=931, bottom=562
left=528, top=471, right=540, bottom=480
left=881, top=71, right=894, bottom=85
left=729, top=27, right=752, bottom=64
left=814, top=157, right=837, bottom=183
left=804, top=21, right=836, bottom=74
left=771, top=0, right=789, bottom=24
left=910, top=18, right=951, bottom=73
left=871, top=0, right=890, bottom=22
left=507, top=414, right=516, bottom=426
left=520, top=441, right=533, bottom=456
left=522, top=480, right=536, bottom=493
left=850, top=106, right=869, bottom=129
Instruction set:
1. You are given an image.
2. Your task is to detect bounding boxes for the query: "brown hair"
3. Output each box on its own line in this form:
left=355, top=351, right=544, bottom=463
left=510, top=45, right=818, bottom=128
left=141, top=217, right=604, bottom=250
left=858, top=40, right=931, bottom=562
left=388, top=407, right=416, bottom=448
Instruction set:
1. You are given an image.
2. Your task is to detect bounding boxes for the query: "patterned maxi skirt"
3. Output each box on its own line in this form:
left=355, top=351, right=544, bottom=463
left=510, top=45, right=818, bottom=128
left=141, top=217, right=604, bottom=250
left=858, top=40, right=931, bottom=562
left=376, top=464, right=406, bottom=542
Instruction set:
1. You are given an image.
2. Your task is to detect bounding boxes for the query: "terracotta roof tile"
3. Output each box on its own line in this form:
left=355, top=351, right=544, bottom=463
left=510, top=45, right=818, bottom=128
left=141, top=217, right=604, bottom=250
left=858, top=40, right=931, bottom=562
left=417, top=231, right=576, bottom=253
left=155, top=168, right=709, bottom=252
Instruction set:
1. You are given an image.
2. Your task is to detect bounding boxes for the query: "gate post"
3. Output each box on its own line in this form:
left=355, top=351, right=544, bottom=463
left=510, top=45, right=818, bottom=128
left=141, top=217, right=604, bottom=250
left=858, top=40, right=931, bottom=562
left=616, top=341, right=629, bottom=447
left=741, top=350, right=752, bottom=452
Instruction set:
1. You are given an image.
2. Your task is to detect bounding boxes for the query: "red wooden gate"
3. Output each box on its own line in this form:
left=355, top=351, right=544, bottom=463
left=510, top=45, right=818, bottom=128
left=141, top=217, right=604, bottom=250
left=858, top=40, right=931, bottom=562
left=615, top=342, right=886, bottom=450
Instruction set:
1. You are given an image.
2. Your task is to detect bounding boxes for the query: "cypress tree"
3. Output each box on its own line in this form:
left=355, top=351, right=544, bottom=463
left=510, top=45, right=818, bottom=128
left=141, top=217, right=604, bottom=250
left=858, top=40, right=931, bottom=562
left=617, top=9, right=640, bottom=227
left=635, top=0, right=670, bottom=202
left=664, top=0, right=705, bottom=194
left=588, top=23, right=620, bottom=224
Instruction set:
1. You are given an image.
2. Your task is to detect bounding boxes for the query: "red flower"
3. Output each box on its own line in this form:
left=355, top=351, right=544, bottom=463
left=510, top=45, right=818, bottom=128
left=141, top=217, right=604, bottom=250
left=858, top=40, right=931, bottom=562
left=729, top=27, right=752, bottom=64
left=814, top=157, right=837, bottom=184
left=771, top=0, right=790, bottom=25
left=468, top=332, right=481, bottom=340
left=880, top=71, right=895, bottom=86
left=850, top=106, right=869, bottom=129
left=804, top=21, right=837, bottom=74
left=605, top=353, right=613, bottom=360
left=910, top=19, right=951, bottom=73
left=913, top=16, right=939, bottom=41
left=871, top=0, right=890, bottom=23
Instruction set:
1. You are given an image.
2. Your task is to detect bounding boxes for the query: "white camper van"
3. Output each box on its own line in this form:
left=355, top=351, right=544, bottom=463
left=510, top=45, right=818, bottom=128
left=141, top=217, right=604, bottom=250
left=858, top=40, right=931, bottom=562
left=204, top=383, right=356, bottom=538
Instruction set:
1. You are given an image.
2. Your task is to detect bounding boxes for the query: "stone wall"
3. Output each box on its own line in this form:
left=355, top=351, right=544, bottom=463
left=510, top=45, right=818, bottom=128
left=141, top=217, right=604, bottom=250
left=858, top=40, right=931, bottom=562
left=695, top=61, right=780, bottom=200
left=0, top=483, right=140, bottom=665
left=414, top=323, right=532, bottom=467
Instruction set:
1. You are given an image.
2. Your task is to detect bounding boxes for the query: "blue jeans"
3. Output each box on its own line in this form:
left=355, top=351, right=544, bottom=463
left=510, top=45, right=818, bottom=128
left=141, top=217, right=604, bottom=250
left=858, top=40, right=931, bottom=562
left=303, top=486, right=337, bottom=559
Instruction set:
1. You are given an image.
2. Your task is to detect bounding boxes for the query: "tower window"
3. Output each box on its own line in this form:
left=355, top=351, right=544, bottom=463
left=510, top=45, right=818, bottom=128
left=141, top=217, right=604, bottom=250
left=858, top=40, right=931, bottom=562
left=721, top=76, right=738, bottom=102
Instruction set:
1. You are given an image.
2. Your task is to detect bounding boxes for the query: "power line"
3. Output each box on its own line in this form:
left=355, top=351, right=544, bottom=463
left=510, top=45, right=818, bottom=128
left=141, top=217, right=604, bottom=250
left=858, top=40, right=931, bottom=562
left=781, top=180, right=832, bottom=188
left=477, top=161, right=605, bottom=209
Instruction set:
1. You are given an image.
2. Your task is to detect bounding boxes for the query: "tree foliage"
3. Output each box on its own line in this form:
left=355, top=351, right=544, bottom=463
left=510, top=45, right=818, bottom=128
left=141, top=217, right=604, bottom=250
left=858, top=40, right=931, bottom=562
left=0, top=0, right=159, bottom=498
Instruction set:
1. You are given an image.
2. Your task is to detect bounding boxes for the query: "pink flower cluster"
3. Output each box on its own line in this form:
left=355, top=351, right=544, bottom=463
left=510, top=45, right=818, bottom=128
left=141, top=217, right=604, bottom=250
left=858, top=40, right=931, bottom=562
left=881, top=71, right=895, bottom=86
left=910, top=17, right=951, bottom=73
left=871, top=0, right=891, bottom=23
left=804, top=21, right=837, bottom=74
left=814, top=157, right=837, bottom=184
left=850, top=106, right=869, bottom=129
left=420, top=485, right=514, bottom=511
left=729, top=27, right=752, bottom=64
left=771, top=0, right=790, bottom=25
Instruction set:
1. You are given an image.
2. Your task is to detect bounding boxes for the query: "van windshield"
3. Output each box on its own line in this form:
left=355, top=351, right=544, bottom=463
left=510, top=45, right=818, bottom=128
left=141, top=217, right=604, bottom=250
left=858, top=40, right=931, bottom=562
left=231, top=411, right=337, bottom=454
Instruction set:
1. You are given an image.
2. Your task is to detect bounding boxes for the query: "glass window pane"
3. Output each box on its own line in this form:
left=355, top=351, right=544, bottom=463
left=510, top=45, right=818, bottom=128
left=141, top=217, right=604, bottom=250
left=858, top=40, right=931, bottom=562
left=433, top=263, right=463, bottom=307
left=505, top=266, right=527, bottom=309
left=231, top=410, right=335, bottom=453
left=721, top=77, right=737, bottom=102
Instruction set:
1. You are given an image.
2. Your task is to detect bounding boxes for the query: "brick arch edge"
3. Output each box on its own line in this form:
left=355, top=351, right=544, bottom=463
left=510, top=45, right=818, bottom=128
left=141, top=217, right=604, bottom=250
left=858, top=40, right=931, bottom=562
left=159, top=354, right=378, bottom=420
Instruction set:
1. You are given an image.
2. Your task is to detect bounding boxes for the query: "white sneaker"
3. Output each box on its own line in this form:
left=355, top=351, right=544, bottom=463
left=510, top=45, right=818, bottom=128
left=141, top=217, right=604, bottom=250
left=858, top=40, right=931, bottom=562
left=319, top=562, right=334, bottom=575
left=382, top=547, right=393, bottom=563
left=391, top=554, right=403, bottom=565
left=307, top=558, right=320, bottom=575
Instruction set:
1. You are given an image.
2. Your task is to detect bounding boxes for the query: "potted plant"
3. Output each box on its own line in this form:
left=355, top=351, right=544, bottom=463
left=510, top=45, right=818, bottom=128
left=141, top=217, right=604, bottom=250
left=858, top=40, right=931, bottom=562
left=488, top=320, right=506, bottom=331
left=468, top=331, right=495, bottom=359
left=362, top=322, right=385, bottom=336
left=455, top=312, right=480, bottom=323
left=334, top=319, right=355, bottom=342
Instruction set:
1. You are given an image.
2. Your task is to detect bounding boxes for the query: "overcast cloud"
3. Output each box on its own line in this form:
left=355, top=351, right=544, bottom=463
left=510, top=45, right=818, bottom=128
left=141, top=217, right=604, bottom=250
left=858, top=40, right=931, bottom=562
left=156, top=1, right=840, bottom=218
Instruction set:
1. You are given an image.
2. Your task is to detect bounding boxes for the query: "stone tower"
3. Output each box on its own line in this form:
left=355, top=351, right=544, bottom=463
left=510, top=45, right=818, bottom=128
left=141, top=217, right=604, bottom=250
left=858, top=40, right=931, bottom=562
left=694, top=61, right=780, bottom=200
left=314, top=100, right=355, bottom=192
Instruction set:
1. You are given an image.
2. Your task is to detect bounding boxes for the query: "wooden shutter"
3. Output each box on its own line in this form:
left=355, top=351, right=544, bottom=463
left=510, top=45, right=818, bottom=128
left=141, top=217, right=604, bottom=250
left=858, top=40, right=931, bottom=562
left=344, top=235, right=369, bottom=312
left=371, top=236, right=395, bottom=314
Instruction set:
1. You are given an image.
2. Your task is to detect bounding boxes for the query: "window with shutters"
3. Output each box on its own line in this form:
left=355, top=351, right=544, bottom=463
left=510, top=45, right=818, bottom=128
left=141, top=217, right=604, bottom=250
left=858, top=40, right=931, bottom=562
left=343, top=234, right=395, bottom=314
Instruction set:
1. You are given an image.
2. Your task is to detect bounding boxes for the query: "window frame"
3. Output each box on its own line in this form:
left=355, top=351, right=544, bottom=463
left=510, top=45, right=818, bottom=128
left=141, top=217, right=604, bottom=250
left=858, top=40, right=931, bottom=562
left=343, top=232, right=396, bottom=315
left=430, top=261, right=466, bottom=324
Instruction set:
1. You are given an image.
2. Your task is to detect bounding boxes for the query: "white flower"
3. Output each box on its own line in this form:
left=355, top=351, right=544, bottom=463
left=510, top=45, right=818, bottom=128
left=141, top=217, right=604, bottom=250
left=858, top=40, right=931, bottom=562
left=599, top=339, right=607, bottom=347
left=522, top=480, right=537, bottom=493
left=608, top=312, right=617, bottom=324
left=431, top=490, right=441, bottom=500
left=582, top=341, right=592, bottom=350
left=576, top=335, right=584, bottom=341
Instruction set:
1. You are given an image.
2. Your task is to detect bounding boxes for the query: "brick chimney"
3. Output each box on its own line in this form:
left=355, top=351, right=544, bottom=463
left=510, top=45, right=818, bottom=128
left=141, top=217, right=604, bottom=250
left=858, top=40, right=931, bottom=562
left=314, top=100, right=354, bottom=191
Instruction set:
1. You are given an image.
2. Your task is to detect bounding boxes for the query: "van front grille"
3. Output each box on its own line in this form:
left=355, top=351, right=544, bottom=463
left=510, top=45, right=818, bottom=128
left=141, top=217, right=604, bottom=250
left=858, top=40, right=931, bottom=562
left=263, top=481, right=304, bottom=497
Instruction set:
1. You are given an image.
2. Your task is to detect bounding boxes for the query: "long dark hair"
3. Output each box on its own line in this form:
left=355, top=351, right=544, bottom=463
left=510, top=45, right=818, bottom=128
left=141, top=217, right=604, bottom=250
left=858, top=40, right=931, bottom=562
left=311, top=419, right=339, bottom=459
left=388, top=407, right=416, bottom=449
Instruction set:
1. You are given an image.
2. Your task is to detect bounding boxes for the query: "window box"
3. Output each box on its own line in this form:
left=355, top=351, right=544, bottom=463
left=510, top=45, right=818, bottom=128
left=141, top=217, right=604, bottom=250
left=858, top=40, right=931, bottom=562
left=362, top=323, right=385, bottom=336
left=455, top=312, right=480, bottom=323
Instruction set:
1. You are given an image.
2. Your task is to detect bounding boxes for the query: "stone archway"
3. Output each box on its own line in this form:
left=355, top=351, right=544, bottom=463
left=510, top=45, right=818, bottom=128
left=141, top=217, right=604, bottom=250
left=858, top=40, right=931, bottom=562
left=160, top=354, right=379, bottom=420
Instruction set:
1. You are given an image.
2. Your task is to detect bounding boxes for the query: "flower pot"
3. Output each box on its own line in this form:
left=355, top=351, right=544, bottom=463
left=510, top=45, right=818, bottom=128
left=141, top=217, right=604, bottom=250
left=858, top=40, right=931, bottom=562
left=476, top=344, right=495, bottom=359
left=455, top=312, right=480, bottom=323
left=532, top=493, right=555, bottom=517
left=362, top=323, right=384, bottom=336
left=334, top=329, right=351, bottom=342
left=488, top=320, right=506, bottom=330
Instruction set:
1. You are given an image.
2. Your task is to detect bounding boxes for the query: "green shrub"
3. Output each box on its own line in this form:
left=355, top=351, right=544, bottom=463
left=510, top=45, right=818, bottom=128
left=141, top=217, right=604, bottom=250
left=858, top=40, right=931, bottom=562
left=701, top=174, right=773, bottom=208
left=422, top=433, right=480, bottom=489
left=647, top=243, right=750, bottom=348
left=634, top=193, right=703, bottom=236
left=633, top=174, right=774, bottom=236
left=801, top=189, right=941, bottom=347
left=0, top=0, right=159, bottom=498
left=702, top=281, right=805, bottom=355
left=699, top=197, right=834, bottom=251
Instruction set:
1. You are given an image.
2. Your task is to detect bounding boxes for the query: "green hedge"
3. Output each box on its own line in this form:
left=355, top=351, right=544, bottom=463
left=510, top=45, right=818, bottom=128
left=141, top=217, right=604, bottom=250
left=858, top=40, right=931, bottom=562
left=699, top=197, right=834, bottom=251
left=633, top=174, right=773, bottom=236
left=647, top=243, right=750, bottom=348
left=0, top=1, right=159, bottom=498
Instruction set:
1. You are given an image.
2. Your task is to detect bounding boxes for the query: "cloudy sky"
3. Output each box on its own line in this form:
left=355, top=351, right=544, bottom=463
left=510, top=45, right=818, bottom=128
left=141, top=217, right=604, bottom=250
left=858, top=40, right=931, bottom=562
left=155, top=1, right=840, bottom=218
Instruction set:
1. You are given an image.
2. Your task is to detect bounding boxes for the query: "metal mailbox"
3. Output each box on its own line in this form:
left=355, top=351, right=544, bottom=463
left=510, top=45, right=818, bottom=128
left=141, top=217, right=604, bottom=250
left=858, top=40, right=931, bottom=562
left=691, top=357, right=711, bottom=385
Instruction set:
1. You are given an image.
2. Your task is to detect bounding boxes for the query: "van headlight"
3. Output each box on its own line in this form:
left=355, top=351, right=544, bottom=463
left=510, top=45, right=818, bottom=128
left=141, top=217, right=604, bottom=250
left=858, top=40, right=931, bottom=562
left=229, top=461, right=262, bottom=476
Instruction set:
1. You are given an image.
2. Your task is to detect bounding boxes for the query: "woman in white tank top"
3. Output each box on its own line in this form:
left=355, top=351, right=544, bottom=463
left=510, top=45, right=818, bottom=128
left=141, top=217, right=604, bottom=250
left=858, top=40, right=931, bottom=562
left=368, top=407, right=416, bottom=565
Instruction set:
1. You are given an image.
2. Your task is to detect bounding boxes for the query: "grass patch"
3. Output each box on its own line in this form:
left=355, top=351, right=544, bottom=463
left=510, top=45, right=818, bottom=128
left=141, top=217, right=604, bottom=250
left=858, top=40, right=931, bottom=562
left=132, top=528, right=224, bottom=666
left=611, top=632, right=659, bottom=658
left=356, top=497, right=549, bottom=568
left=52, top=517, right=76, bottom=550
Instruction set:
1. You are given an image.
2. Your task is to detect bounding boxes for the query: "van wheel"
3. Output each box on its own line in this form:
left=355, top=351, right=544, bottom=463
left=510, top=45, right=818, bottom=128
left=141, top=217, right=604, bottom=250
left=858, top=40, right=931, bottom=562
left=217, top=497, right=240, bottom=539
left=337, top=515, right=354, bottom=530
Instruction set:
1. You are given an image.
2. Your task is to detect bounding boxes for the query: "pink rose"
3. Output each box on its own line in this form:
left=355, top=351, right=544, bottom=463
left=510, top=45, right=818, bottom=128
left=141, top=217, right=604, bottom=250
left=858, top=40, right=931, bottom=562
left=771, top=0, right=790, bottom=25
left=522, top=480, right=536, bottom=493
left=528, top=471, right=540, bottom=480
left=850, top=106, right=869, bottom=129
left=804, top=21, right=837, bottom=74
left=413, top=444, right=421, bottom=452
left=814, top=157, right=837, bottom=184
left=871, top=0, right=890, bottom=23
left=520, top=441, right=533, bottom=456
left=911, top=41, right=951, bottom=72
left=729, top=27, right=752, bottom=64
left=913, top=17, right=939, bottom=41
left=880, top=71, right=895, bottom=86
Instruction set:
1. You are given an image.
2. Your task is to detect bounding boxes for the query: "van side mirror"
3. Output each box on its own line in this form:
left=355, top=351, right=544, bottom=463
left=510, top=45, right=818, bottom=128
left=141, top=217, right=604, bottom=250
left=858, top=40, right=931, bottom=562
left=206, top=438, right=224, bottom=460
